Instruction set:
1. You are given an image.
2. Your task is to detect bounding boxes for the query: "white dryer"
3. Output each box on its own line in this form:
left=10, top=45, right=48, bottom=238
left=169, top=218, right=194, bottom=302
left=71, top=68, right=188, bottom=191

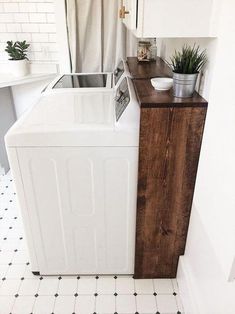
left=5, top=76, right=140, bottom=275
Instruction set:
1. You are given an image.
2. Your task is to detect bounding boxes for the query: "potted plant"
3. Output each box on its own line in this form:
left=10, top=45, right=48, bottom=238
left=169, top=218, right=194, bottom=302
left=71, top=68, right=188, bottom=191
left=169, top=44, right=207, bottom=98
left=5, top=40, right=30, bottom=77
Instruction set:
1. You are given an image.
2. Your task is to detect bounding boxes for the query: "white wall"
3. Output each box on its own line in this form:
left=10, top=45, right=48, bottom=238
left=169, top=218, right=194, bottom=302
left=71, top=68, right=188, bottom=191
left=0, top=0, right=58, bottom=63
left=173, top=0, right=235, bottom=313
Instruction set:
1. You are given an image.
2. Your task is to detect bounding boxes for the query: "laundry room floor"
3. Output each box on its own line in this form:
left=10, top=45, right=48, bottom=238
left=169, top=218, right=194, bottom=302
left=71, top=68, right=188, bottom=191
left=0, top=172, right=184, bottom=314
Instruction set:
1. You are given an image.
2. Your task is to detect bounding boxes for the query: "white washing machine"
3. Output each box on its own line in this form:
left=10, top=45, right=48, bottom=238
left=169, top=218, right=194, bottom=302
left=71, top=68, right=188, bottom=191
left=5, top=76, right=140, bottom=275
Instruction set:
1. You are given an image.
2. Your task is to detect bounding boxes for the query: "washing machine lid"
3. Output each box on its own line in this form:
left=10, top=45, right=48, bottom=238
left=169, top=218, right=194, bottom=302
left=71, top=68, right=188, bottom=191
left=6, top=78, right=140, bottom=147
left=43, top=60, right=130, bottom=94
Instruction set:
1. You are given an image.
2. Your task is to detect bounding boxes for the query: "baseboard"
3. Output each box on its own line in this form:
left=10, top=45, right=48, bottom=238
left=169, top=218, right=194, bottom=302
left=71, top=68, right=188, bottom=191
left=177, top=256, right=201, bottom=314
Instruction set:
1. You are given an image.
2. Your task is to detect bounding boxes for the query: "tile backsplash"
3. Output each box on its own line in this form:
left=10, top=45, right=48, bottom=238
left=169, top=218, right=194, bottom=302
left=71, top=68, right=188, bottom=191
left=0, top=0, right=58, bottom=63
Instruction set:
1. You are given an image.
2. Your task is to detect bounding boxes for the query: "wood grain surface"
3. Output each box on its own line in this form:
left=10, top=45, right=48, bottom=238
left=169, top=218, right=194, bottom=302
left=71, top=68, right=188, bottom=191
left=134, top=106, right=207, bottom=278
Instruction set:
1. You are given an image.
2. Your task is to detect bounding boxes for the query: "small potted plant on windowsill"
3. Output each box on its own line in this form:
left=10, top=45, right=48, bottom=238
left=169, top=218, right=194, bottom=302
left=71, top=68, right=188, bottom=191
left=169, top=44, right=207, bottom=98
left=5, top=40, right=30, bottom=77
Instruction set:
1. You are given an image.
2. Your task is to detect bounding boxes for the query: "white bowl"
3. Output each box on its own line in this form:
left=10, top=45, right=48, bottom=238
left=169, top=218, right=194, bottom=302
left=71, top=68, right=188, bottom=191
left=151, top=77, right=173, bottom=91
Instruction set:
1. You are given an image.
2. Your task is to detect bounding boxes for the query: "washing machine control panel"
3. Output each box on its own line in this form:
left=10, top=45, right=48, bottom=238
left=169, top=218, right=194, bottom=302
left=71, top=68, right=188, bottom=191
left=115, top=78, right=130, bottom=121
left=114, top=61, right=124, bottom=85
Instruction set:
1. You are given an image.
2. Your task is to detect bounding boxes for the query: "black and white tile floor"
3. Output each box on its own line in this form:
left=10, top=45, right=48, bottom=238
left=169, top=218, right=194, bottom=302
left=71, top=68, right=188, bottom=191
left=0, top=172, right=184, bottom=314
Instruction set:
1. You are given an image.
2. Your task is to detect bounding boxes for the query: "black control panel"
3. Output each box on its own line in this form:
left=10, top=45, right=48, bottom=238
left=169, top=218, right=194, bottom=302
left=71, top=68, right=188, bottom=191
left=115, top=78, right=130, bottom=121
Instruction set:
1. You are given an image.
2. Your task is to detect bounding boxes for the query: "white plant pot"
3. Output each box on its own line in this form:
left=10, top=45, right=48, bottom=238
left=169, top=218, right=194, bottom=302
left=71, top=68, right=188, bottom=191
left=9, top=59, right=29, bottom=78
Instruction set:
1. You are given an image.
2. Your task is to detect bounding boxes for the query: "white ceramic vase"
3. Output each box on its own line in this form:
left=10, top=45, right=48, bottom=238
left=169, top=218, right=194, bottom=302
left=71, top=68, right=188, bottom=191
left=9, top=59, right=29, bottom=78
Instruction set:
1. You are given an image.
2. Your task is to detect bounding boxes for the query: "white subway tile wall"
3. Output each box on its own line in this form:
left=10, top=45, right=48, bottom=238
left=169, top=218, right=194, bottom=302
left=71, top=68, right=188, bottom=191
left=0, top=0, right=58, bottom=63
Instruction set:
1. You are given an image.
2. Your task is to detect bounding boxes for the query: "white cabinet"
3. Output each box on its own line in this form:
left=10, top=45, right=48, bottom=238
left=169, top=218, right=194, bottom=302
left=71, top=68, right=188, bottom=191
left=122, top=0, right=219, bottom=38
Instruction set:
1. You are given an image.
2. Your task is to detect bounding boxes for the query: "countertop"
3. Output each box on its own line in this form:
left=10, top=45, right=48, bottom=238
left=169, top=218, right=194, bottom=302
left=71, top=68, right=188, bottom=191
left=0, top=73, right=56, bottom=89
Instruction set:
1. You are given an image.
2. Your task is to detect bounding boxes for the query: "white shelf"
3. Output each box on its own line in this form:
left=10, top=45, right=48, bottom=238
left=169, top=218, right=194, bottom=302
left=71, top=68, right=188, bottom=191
left=0, top=73, right=56, bottom=89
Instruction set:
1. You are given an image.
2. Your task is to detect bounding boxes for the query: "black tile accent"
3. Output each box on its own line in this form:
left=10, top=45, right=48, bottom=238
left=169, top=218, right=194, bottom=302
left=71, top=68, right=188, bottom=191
left=10, top=200, right=12, bottom=202
left=21, top=277, right=24, bottom=281
left=74, top=293, right=78, bottom=297
left=94, top=293, right=98, bottom=297
left=114, top=312, right=118, bottom=314
left=54, top=293, right=58, bottom=297
left=3, top=238, right=7, bottom=240
left=8, top=263, right=12, bottom=266
left=135, top=312, right=139, bottom=314
left=32, top=271, right=40, bottom=275
left=26, top=262, right=30, bottom=265
left=156, top=312, right=161, bottom=314
left=77, top=276, right=80, bottom=280
left=177, top=312, right=182, bottom=314
left=34, top=293, right=38, bottom=297
left=58, top=276, right=62, bottom=280
left=173, top=292, right=177, bottom=296
left=9, top=227, right=12, bottom=229
left=133, top=292, right=137, bottom=296
left=95, top=276, right=99, bottom=279
left=15, top=294, right=19, bottom=298
left=2, top=277, right=6, bottom=281
left=114, top=276, right=117, bottom=279
left=39, top=276, right=43, bottom=280
left=4, top=208, right=8, bottom=211
left=19, top=237, right=23, bottom=240
left=114, top=293, right=118, bottom=296
left=153, top=292, right=157, bottom=296
left=0, top=217, right=2, bottom=220
left=14, top=217, right=17, bottom=219
left=14, top=249, right=18, bottom=252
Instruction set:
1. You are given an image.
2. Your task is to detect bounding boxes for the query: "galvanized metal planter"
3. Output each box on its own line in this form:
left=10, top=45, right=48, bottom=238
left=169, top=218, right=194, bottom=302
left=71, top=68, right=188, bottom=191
left=173, top=72, right=198, bottom=98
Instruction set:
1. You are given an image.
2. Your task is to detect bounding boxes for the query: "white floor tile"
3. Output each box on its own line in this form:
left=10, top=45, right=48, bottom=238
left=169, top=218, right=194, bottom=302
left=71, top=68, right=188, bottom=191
left=157, top=294, right=178, bottom=313
left=136, top=294, right=157, bottom=313
left=77, top=277, right=96, bottom=294
left=0, top=265, right=9, bottom=278
left=135, top=279, right=154, bottom=294
left=18, top=278, right=40, bottom=296
left=11, top=296, right=35, bottom=314
left=172, top=279, right=179, bottom=293
left=96, top=276, right=115, bottom=294
left=54, top=295, right=76, bottom=314
left=6, top=264, right=26, bottom=279
left=116, top=277, right=135, bottom=294
left=33, top=295, right=55, bottom=314
left=0, top=279, right=21, bottom=296
left=38, top=278, right=59, bottom=295
left=75, top=295, right=95, bottom=314
left=0, top=295, right=15, bottom=314
left=11, top=250, right=30, bottom=264
left=96, top=294, right=115, bottom=314
left=154, top=278, right=174, bottom=294
left=57, top=277, right=78, bottom=295
left=116, top=294, right=136, bottom=313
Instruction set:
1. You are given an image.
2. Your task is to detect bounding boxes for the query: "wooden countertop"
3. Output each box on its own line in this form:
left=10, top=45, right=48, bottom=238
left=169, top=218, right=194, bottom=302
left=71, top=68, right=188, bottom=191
left=127, top=57, right=207, bottom=108
left=133, top=79, right=208, bottom=108
left=127, top=56, right=172, bottom=79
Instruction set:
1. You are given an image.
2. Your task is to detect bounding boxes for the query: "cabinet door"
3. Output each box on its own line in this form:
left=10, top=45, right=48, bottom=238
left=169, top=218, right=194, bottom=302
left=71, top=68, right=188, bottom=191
left=121, top=0, right=138, bottom=31
left=137, top=0, right=216, bottom=38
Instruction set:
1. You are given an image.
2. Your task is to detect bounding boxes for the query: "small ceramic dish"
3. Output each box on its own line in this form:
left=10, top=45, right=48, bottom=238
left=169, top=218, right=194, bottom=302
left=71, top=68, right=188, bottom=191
left=151, top=77, right=173, bottom=91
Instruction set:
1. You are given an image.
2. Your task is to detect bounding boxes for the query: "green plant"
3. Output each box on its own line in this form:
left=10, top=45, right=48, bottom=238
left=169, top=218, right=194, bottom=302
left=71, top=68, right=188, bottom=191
left=5, top=40, right=30, bottom=60
left=170, top=44, right=207, bottom=74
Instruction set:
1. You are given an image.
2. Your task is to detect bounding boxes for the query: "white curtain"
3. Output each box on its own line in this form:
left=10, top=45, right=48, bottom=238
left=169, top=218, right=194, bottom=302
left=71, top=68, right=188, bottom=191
left=66, top=0, right=128, bottom=73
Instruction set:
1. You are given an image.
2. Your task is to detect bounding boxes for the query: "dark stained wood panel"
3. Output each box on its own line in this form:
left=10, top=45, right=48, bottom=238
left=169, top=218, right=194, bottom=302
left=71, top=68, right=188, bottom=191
left=132, top=79, right=208, bottom=108
left=127, top=57, right=172, bottom=79
left=134, top=106, right=207, bottom=278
